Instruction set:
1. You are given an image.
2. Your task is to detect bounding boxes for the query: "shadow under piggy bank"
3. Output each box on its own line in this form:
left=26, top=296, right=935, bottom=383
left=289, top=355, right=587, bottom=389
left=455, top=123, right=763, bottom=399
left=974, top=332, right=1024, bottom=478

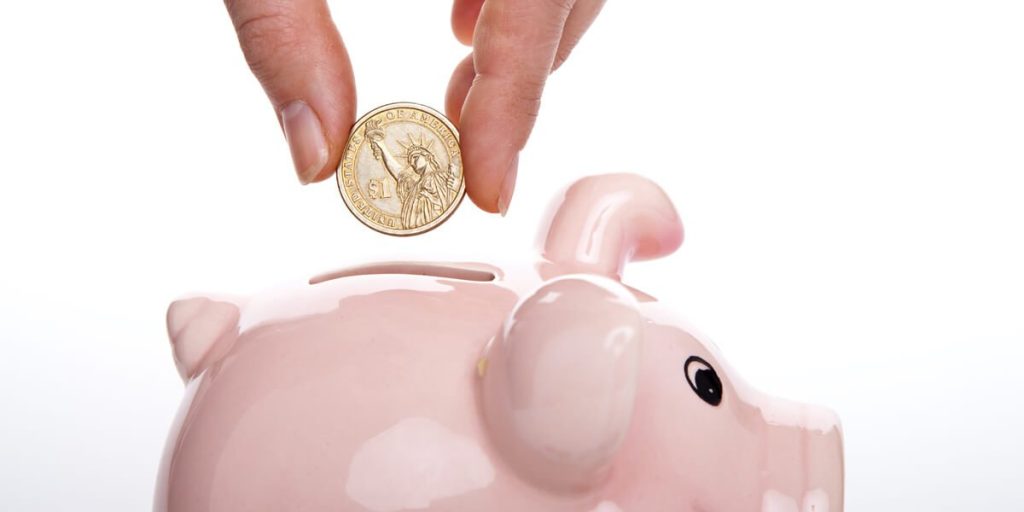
left=156, top=174, right=843, bottom=512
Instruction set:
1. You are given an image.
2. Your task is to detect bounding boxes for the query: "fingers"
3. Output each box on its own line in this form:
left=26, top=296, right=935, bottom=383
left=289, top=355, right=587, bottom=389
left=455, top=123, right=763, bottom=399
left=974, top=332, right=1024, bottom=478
left=456, top=0, right=576, bottom=214
left=445, top=1, right=603, bottom=120
left=451, top=0, right=484, bottom=45
left=444, top=53, right=475, bottom=126
left=448, top=0, right=603, bottom=214
left=225, top=0, right=356, bottom=184
left=553, top=0, right=605, bottom=71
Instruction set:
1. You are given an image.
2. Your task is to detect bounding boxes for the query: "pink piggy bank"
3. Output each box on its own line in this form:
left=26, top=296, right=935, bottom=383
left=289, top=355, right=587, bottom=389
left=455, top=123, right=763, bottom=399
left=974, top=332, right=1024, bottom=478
left=156, top=174, right=843, bottom=511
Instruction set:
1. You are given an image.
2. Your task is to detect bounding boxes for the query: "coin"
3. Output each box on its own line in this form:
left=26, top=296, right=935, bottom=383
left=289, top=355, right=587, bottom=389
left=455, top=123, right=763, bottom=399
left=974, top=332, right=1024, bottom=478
left=336, top=103, right=465, bottom=236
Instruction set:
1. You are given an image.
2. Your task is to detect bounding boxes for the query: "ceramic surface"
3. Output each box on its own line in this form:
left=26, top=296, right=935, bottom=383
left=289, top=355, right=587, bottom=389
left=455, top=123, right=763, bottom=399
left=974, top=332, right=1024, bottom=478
left=156, top=174, right=843, bottom=511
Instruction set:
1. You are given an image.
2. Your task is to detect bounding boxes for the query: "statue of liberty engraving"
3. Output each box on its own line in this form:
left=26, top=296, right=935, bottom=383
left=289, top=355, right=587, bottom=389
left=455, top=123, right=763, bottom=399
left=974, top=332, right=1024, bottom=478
left=364, top=119, right=460, bottom=229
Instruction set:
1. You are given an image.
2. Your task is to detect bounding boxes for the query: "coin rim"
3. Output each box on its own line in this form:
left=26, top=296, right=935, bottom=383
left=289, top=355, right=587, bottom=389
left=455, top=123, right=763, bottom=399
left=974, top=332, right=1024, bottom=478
left=336, top=102, right=465, bottom=237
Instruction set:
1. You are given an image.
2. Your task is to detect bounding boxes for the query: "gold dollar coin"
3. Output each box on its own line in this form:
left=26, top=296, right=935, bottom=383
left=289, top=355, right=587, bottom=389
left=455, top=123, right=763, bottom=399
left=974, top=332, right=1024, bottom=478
left=336, top=103, right=465, bottom=236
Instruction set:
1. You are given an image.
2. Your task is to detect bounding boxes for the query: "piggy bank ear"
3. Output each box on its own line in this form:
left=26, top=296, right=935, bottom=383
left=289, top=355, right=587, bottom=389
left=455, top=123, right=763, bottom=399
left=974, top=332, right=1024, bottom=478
left=479, top=276, right=642, bottom=491
left=539, top=173, right=683, bottom=279
left=166, top=296, right=240, bottom=382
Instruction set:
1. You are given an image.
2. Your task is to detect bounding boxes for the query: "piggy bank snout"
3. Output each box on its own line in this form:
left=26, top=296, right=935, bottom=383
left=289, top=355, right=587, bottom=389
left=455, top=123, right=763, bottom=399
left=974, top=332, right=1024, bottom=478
left=801, top=406, right=844, bottom=504
left=480, top=276, right=642, bottom=492
left=761, top=402, right=845, bottom=508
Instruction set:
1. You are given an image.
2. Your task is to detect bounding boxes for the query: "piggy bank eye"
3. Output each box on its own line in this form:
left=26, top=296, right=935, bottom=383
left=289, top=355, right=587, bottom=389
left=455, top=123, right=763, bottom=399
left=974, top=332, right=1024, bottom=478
left=684, top=356, right=722, bottom=406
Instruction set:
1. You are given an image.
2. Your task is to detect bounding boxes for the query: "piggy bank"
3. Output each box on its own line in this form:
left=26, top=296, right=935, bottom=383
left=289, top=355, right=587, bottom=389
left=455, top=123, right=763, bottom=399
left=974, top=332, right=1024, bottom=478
left=156, top=174, right=843, bottom=511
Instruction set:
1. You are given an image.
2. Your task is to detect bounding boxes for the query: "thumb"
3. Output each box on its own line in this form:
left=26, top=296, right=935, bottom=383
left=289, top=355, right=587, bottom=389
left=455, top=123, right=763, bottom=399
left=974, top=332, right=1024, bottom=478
left=225, top=0, right=356, bottom=184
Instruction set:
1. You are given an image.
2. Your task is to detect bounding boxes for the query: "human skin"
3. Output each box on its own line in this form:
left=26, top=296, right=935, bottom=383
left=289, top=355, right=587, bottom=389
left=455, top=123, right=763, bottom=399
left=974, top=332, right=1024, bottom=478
left=222, top=0, right=606, bottom=215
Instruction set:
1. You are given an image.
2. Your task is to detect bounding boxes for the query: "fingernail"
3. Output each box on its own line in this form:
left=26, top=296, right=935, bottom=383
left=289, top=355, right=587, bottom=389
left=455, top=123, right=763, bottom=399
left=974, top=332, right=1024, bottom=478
left=497, top=154, right=519, bottom=217
left=280, top=100, right=329, bottom=185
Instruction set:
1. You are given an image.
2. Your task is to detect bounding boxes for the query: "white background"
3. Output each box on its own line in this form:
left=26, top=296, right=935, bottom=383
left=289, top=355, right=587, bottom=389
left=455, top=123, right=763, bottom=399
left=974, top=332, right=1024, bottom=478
left=1, top=1, right=1022, bottom=510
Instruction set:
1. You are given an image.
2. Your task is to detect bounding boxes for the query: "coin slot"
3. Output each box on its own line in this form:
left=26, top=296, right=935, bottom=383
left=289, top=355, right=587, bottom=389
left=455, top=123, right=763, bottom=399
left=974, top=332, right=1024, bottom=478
left=309, top=263, right=496, bottom=285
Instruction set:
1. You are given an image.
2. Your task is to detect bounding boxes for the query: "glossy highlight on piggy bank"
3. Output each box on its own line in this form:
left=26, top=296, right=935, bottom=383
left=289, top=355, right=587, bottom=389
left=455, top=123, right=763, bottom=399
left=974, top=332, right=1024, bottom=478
left=156, top=174, right=844, bottom=511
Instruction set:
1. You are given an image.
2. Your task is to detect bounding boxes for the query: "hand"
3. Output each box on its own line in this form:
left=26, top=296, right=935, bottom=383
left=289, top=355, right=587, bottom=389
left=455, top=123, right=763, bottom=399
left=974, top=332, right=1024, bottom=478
left=445, top=0, right=606, bottom=214
left=224, top=0, right=356, bottom=185
left=223, top=0, right=604, bottom=210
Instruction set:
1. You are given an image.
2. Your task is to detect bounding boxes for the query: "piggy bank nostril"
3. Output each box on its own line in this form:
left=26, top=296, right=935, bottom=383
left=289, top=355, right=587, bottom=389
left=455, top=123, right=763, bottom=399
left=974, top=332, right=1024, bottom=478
left=685, top=356, right=723, bottom=406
